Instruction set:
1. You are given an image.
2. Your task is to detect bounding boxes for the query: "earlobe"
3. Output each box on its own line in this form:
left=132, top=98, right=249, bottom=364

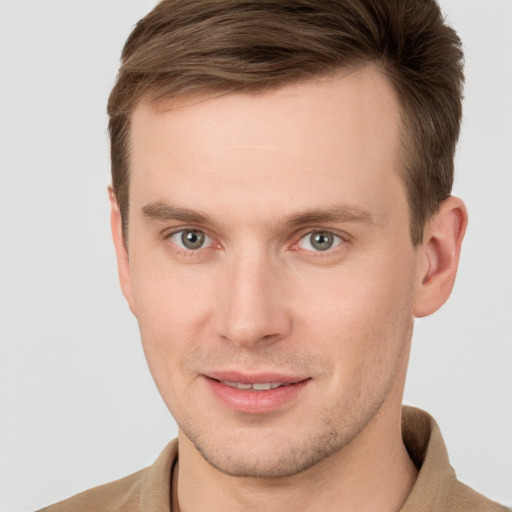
left=413, top=196, right=468, bottom=318
left=109, top=187, right=136, bottom=314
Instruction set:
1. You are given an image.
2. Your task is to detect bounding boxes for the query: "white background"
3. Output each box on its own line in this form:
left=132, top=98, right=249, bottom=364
left=0, top=1, right=510, bottom=510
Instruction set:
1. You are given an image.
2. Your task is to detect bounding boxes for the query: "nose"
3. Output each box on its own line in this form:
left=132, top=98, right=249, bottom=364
left=215, top=251, right=292, bottom=349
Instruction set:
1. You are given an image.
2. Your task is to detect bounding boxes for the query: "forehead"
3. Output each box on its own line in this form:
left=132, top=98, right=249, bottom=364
left=128, top=66, right=405, bottom=225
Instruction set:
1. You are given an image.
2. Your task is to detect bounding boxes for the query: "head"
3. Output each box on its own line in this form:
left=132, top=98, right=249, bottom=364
left=107, top=0, right=467, bottom=478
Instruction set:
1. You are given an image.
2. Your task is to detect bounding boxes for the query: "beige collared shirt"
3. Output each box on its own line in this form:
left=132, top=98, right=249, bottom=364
left=38, top=407, right=510, bottom=511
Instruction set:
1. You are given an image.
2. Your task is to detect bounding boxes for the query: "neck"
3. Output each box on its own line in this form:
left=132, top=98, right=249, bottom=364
left=175, top=404, right=417, bottom=512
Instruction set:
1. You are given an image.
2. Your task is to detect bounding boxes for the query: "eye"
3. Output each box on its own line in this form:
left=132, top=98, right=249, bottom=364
left=168, top=229, right=213, bottom=250
left=297, top=231, right=344, bottom=252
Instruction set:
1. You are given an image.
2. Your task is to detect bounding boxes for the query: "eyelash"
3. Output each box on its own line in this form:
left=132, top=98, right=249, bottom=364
left=164, top=227, right=348, bottom=256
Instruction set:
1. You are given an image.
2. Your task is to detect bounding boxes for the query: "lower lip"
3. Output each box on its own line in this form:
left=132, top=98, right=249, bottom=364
left=204, top=378, right=309, bottom=414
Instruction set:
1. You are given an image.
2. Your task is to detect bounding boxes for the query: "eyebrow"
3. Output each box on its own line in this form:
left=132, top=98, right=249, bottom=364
left=142, top=202, right=209, bottom=224
left=283, top=204, right=374, bottom=228
left=141, top=201, right=374, bottom=228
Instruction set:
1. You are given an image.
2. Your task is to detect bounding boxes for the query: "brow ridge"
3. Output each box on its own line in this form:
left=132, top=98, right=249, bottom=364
left=141, top=200, right=374, bottom=228
left=142, top=202, right=210, bottom=224
left=283, top=205, right=374, bottom=228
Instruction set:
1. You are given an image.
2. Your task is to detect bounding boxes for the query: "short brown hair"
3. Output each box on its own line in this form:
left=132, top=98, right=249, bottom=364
left=108, top=0, right=464, bottom=245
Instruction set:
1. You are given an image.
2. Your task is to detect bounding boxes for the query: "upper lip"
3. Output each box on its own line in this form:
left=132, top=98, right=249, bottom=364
left=205, top=370, right=308, bottom=385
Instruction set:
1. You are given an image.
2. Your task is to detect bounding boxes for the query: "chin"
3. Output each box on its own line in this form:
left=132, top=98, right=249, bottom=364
left=180, top=414, right=363, bottom=479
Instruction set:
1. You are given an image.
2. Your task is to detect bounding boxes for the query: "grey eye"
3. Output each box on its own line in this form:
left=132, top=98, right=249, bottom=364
left=169, top=229, right=211, bottom=250
left=298, top=231, right=342, bottom=252
left=181, top=230, right=205, bottom=249
left=310, top=232, right=334, bottom=251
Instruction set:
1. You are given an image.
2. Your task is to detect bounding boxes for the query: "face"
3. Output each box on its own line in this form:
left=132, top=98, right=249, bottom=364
left=117, top=67, right=424, bottom=478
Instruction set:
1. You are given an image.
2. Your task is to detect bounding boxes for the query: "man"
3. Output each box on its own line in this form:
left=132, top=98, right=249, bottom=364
left=38, top=1, right=509, bottom=511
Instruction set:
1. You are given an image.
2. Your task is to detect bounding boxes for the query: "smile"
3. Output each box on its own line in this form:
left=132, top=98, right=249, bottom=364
left=205, top=375, right=310, bottom=413
left=219, top=381, right=289, bottom=391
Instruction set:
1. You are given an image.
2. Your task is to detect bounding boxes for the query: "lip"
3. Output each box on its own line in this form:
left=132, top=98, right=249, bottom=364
left=203, top=371, right=310, bottom=414
left=206, top=370, right=307, bottom=385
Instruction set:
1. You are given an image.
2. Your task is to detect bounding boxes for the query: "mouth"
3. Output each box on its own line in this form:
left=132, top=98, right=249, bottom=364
left=217, top=380, right=295, bottom=391
left=203, top=372, right=310, bottom=413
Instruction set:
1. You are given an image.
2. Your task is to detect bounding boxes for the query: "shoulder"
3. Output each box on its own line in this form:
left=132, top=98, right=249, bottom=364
left=439, top=479, right=510, bottom=512
left=36, top=440, right=178, bottom=512
left=401, top=407, right=510, bottom=512
left=36, top=468, right=149, bottom=512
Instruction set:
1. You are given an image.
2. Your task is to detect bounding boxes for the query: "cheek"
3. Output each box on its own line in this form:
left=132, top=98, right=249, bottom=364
left=293, top=255, right=415, bottom=367
left=129, top=259, right=213, bottom=367
left=131, top=275, right=207, bottom=412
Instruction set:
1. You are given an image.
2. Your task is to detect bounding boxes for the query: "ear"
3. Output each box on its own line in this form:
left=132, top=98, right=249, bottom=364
left=413, top=196, right=468, bottom=318
left=109, top=187, right=136, bottom=315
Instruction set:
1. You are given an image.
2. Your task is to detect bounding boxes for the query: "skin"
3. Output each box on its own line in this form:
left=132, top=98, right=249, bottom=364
left=111, top=66, right=467, bottom=512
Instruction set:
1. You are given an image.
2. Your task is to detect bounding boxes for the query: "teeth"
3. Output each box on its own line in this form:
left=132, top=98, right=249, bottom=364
left=252, top=383, right=276, bottom=391
left=223, top=381, right=253, bottom=390
left=221, top=381, right=285, bottom=391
